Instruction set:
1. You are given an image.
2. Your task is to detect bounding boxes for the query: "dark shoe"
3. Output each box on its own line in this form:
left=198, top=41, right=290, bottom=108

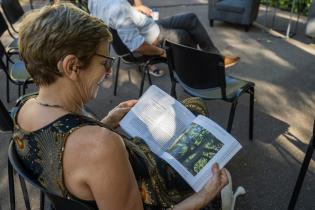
left=224, top=55, right=240, bottom=68
left=148, top=65, right=165, bottom=77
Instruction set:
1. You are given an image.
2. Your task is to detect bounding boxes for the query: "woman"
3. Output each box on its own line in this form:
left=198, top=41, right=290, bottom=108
left=12, top=3, right=228, bottom=210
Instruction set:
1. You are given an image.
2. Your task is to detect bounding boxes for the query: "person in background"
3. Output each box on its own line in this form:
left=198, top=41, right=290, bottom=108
left=13, top=3, right=228, bottom=210
left=88, top=0, right=240, bottom=77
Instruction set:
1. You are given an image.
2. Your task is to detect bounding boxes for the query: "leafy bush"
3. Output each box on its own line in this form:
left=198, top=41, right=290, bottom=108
left=260, top=0, right=313, bottom=15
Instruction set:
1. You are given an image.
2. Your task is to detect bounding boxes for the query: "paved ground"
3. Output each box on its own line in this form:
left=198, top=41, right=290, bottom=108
left=0, top=1, right=315, bottom=209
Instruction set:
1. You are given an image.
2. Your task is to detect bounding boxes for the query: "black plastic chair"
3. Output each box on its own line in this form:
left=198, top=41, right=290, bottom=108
left=0, top=11, right=18, bottom=51
left=0, top=41, right=33, bottom=102
left=8, top=141, right=97, bottom=210
left=0, top=98, right=13, bottom=131
left=1, top=0, right=24, bottom=33
left=288, top=120, right=315, bottom=210
left=0, top=98, right=31, bottom=210
left=109, top=28, right=167, bottom=97
left=165, top=40, right=255, bottom=140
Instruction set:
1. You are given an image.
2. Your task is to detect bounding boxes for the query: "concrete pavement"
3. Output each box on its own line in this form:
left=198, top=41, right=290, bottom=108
left=0, top=1, right=314, bottom=209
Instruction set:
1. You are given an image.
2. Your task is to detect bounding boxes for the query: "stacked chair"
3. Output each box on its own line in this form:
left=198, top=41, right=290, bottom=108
left=0, top=3, right=33, bottom=102
left=0, top=41, right=33, bottom=102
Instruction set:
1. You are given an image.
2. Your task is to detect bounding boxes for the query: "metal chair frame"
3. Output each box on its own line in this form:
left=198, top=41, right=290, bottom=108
left=288, top=120, right=315, bottom=210
left=0, top=41, right=33, bottom=102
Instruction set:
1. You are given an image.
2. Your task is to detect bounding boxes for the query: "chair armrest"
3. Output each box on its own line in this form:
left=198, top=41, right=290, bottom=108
left=208, top=0, right=223, bottom=19
left=243, top=0, right=261, bottom=24
left=208, top=0, right=220, bottom=9
left=208, top=0, right=221, bottom=6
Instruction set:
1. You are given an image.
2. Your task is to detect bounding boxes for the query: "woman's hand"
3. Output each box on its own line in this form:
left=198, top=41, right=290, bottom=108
left=135, top=5, right=153, bottom=17
left=102, top=100, right=138, bottom=129
left=170, top=163, right=228, bottom=210
left=199, top=163, right=229, bottom=204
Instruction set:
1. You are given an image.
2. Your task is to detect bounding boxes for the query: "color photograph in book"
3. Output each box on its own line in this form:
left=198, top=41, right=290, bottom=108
left=166, top=123, right=224, bottom=176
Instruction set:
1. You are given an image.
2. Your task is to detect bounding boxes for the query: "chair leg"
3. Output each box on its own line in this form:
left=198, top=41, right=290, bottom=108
left=171, top=82, right=177, bottom=99
left=245, top=25, right=250, bottom=32
left=40, top=191, right=45, bottom=210
left=6, top=77, right=10, bottom=103
left=8, top=159, right=15, bottom=210
left=139, top=65, right=147, bottom=98
left=18, top=175, right=31, bottom=210
left=23, top=85, right=27, bottom=95
left=288, top=138, right=314, bottom=210
left=30, top=0, right=34, bottom=9
left=22, top=79, right=31, bottom=95
left=18, top=85, right=21, bottom=97
left=210, top=19, right=214, bottom=27
left=249, top=86, right=255, bottom=140
left=147, top=68, right=152, bottom=85
left=113, top=57, right=121, bottom=96
left=227, top=100, right=238, bottom=133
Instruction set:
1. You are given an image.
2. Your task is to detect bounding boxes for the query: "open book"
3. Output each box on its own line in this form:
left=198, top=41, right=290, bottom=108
left=120, top=85, right=242, bottom=192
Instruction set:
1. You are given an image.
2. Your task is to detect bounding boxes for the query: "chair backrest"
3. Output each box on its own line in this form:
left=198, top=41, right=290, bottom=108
left=109, top=27, right=138, bottom=62
left=165, top=40, right=226, bottom=95
left=0, top=11, right=11, bottom=36
left=0, top=41, right=8, bottom=70
left=1, top=0, right=24, bottom=25
left=8, top=141, right=96, bottom=210
left=0, top=98, right=13, bottom=131
left=109, top=28, right=131, bottom=56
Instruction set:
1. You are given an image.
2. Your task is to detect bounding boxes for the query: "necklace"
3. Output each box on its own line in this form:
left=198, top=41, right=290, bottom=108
left=34, top=97, right=65, bottom=110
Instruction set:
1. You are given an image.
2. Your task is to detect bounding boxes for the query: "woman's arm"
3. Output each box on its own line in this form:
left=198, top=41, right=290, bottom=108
left=63, top=126, right=144, bottom=210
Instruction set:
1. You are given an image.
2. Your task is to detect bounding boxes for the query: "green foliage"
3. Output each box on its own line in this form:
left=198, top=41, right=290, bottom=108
left=167, top=123, right=224, bottom=176
left=260, top=0, right=313, bottom=15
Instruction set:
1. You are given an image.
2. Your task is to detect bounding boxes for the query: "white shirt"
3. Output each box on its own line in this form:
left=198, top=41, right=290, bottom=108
left=88, top=0, right=160, bottom=52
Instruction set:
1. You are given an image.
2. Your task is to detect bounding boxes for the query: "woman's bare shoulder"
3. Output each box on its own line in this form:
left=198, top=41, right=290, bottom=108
left=65, top=125, right=127, bottom=163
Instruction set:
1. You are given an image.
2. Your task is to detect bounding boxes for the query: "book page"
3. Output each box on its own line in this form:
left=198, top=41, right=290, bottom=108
left=160, top=115, right=242, bottom=192
left=119, top=85, right=195, bottom=154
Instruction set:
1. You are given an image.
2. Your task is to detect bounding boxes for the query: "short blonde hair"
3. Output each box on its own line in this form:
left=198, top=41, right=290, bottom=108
left=19, top=3, right=112, bottom=86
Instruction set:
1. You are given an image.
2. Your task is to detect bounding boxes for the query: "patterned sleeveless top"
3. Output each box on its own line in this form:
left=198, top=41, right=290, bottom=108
left=12, top=95, right=220, bottom=210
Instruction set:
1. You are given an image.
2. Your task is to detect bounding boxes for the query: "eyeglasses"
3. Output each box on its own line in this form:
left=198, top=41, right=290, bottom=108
left=94, top=53, right=115, bottom=71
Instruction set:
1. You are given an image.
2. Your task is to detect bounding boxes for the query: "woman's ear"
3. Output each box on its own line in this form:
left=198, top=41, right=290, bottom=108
left=60, top=54, right=81, bottom=81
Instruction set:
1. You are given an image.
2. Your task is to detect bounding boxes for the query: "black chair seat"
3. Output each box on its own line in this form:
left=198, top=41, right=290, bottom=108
left=174, top=73, right=253, bottom=101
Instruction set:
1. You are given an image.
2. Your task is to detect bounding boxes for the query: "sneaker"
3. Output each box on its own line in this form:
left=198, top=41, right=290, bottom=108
left=224, top=55, right=240, bottom=68
left=148, top=65, right=165, bottom=77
